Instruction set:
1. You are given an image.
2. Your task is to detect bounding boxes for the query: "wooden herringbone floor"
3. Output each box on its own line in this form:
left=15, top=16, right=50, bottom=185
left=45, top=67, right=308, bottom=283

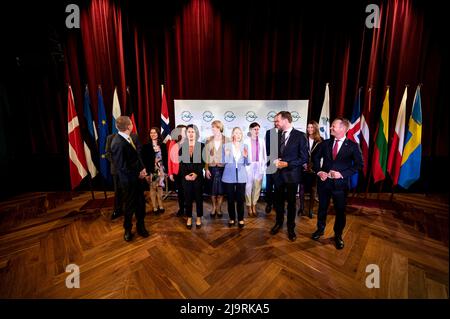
left=0, top=192, right=448, bottom=298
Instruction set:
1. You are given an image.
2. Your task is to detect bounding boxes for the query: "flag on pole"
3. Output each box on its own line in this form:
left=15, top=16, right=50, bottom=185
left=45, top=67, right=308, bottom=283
left=111, top=87, right=122, bottom=134
left=347, top=88, right=362, bottom=189
left=83, top=86, right=98, bottom=142
left=126, top=86, right=138, bottom=134
left=82, top=86, right=99, bottom=179
left=319, top=83, right=330, bottom=140
left=67, top=85, right=88, bottom=189
left=372, top=87, right=390, bottom=183
left=97, top=86, right=110, bottom=181
left=387, top=86, right=407, bottom=186
left=398, top=85, right=422, bottom=189
left=347, top=88, right=362, bottom=143
left=161, top=84, right=170, bottom=143
left=360, top=88, right=371, bottom=177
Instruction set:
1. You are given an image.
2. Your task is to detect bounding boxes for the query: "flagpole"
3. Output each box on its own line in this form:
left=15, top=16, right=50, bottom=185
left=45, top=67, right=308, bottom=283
left=364, top=85, right=375, bottom=199
left=88, top=175, right=95, bottom=200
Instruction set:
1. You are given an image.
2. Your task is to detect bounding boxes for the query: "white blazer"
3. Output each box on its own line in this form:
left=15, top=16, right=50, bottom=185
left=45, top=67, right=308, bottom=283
left=244, top=136, right=267, bottom=177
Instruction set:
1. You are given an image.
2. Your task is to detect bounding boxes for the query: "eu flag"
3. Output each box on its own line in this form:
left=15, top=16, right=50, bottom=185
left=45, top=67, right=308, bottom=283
left=97, top=86, right=110, bottom=182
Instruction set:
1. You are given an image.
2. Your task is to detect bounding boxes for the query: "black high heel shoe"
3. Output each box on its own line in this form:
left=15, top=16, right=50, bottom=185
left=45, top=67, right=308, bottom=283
left=195, top=217, right=202, bottom=229
left=186, top=218, right=192, bottom=229
left=238, top=221, right=245, bottom=229
left=228, top=220, right=235, bottom=227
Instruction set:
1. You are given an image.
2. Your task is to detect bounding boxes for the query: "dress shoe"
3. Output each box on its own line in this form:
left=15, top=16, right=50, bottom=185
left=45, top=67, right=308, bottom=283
left=137, top=226, right=150, bottom=238
left=176, top=210, right=184, bottom=217
left=111, top=210, right=123, bottom=220
left=186, top=218, right=193, bottom=229
left=265, top=204, right=272, bottom=214
left=238, top=221, right=245, bottom=229
left=270, top=223, right=282, bottom=235
left=335, top=235, right=344, bottom=250
left=217, top=212, right=223, bottom=218
left=124, top=230, right=133, bottom=242
left=158, top=208, right=165, bottom=214
left=311, top=229, right=324, bottom=241
left=288, top=230, right=297, bottom=242
left=228, top=220, right=235, bottom=227
left=210, top=212, right=217, bottom=218
left=195, top=217, right=202, bottom=228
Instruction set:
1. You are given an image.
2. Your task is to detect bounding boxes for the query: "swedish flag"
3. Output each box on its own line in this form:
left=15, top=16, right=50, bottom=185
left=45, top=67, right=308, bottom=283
left=398, top=85, right=422, bottom=189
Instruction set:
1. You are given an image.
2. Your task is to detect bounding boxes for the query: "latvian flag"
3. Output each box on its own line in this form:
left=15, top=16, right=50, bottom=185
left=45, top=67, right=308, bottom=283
left=161, top=84, right=170, bottom=143
left=67, top=85, right=88, bottom=189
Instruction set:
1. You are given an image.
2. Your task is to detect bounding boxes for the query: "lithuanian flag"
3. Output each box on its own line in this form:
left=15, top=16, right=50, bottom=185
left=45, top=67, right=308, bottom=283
left=372, top=88, right=390, bottom=183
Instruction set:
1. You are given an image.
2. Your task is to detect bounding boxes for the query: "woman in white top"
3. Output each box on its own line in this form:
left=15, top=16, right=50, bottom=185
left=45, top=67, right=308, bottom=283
left=244, top=122, right=267, bottom=217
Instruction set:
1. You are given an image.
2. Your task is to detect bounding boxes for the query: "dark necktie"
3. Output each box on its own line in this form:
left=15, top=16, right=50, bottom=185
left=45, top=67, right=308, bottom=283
left=279, top=131, right=287, bottom=155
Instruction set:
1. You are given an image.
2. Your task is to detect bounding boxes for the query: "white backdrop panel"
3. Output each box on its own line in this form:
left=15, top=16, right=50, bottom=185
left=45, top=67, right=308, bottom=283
left=174, top=100, right=309, bottom=141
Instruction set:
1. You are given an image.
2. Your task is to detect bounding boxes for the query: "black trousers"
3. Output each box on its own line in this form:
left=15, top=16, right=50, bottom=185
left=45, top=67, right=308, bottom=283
left=174, top=173, right=185, bottom=214
left=112, top=174, right=123, bottom=213
left=265, top=174, right=276, bottom=205
left=122, top=180, right=146, bottom=231
left=274, top=182, right=298, bottom=230
left=182, top=178, right=203, bottom=218
left=224, top=182, right=246, bottom=222
left=317, top=180, right=347, bottom=235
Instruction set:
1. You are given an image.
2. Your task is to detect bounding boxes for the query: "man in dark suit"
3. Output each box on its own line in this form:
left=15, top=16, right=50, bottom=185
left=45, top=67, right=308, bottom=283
left=311, top=117, right=363, bottom=249
left=264, top=122, right=281, bottom=214
left=111, top=116, right=149, bottom=242
left=106, top=133, right=122, bottom=220
left=270, top=111, right=309, bottom=242
left=106, top=132, right=142, bottom=220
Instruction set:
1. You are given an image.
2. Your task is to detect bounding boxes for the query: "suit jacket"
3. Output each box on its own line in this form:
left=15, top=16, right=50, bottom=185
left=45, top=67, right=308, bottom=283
left=111, top=134, right=145, bottom=185
left=178, top=141, right=205, bottom=180
left=312, top=137, right=363, bottom=190
left=273, top=128, right=309, bottom=185
left=265, top=127, right=281, bottom=174
left=105, top=134, right=117, bottom=175
left=307, top=137, right=324, bottom=167
left=141, top=142, right=168, bottom=175
left=222, top=142, right=250, bottom=183
left=106, top=133, right=142, bottom=175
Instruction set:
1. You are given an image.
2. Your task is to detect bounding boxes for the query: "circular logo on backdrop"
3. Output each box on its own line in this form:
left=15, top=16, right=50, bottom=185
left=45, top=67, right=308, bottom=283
left=245, top=111, right=258, bottom=122
left=224, top=111, right=236, bottom=122
left=202, top=111, right=214, bottom=122
left=291, top=111, right=300, bottom=122
left=267, top=111, right=277, bottom=122
left=181, top=111, right=193, bottom=122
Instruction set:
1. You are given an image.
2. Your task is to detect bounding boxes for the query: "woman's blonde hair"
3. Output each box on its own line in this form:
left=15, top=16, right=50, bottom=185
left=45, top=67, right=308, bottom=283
left=231, top=127, right=243, bottom=142
left=211, top=120, right=224, bottom=133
